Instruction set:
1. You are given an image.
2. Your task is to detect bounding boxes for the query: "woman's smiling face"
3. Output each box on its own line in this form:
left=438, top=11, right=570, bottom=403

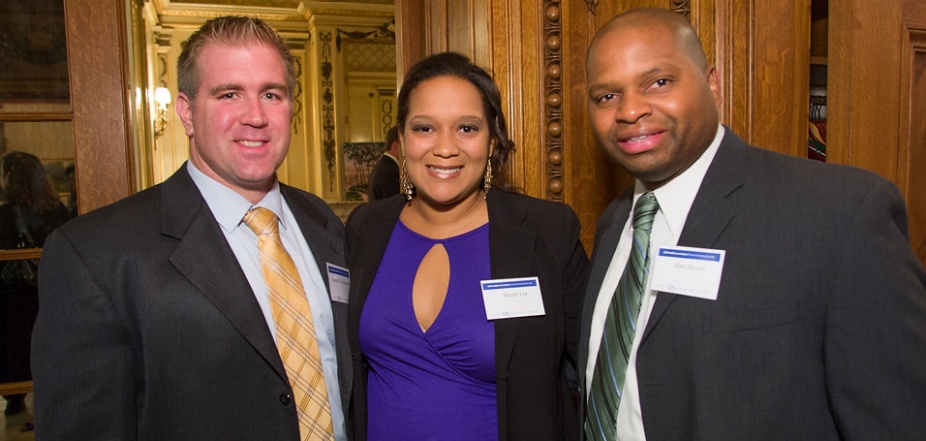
left=401, top=75, right=493, bottom=208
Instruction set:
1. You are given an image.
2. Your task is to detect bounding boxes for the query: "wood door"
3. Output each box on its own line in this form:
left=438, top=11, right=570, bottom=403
left=65, top=0, right=134, bottom=212
left=899, top=1, right=926, bottom=264
left=828, top=0, right=926, bottom=265
left=0, top=0, right=132, bottom=397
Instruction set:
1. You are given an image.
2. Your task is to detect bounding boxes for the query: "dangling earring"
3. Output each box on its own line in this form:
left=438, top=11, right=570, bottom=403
left=400, top=158, right=414, bottom=201
left=483, top=159, right=493, bottom=199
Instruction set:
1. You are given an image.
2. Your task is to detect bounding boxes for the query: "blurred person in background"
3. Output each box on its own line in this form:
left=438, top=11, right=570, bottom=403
left=0, top=151, right=70, bottom=429
left=367, top=126, right=401, bottom=201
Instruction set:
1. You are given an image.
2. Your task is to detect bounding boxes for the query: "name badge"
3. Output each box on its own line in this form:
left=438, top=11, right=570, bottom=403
left=480, top=277, right=546, bottom=320
left=650, top=246, right=725, bottom=300
left=326, top=263, right=350, bottom=303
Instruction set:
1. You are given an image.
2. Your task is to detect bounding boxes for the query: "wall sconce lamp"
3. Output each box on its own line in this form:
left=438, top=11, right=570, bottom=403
left=153, top=87, right=172, bottom=139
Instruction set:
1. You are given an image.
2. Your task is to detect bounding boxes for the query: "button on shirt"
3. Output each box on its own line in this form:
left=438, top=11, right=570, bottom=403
left=585, top=124, right=724, bottom=441
left=187, top=162, right=346, bottom=441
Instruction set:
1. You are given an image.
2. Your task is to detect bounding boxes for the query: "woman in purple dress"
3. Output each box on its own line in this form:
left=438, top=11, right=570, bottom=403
left=346, top=52, right=589, bottom=441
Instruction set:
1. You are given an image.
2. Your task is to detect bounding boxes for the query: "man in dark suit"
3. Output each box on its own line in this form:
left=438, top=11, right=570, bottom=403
left=31, top=16, right=350, bottom=440
left=367, top=126, right=400, bottom=200
left=579, top=8, right=926, bottom=441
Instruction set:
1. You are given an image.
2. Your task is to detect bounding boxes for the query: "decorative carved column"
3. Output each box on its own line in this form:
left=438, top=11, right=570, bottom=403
left=543, top=2, right=564, bottom=201
left=303, top=5, right=395, bottom=202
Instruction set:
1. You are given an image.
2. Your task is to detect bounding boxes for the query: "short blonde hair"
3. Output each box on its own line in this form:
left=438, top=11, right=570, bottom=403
left=177, top=16, right=296, bottom=101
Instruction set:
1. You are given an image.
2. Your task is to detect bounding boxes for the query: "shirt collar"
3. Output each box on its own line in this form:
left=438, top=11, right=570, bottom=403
left=383, top=152, right=400, bottom=165
left=634, top=124, right=724, bottom=237
left=186, top=161, right=286, bottom=233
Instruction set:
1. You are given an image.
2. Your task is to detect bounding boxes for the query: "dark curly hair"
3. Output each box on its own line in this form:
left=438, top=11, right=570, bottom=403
left=396, top=52, right=515, bottom=190
left=1, top=151, right=62, bottom=214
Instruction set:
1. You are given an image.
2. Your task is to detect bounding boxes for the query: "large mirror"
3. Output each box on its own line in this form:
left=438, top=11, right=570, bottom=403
left=1, top=0, right=76, bottom=429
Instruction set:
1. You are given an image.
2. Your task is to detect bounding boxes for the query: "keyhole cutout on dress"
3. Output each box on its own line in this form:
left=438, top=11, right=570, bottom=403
left=412, top=243, right=451, bottom=332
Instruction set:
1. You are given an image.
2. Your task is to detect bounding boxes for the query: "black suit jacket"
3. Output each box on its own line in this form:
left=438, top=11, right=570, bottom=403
left=367, top=154, right=400, bottom=201
left=579, top=130, right=926, bottom=440
left=31, top=166, right=351, bottom=440
left=346, top=190, right=589, bottom=441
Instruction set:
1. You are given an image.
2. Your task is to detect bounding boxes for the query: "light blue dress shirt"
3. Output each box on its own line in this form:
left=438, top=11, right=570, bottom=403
left=187, top=162, right=346, bottom=441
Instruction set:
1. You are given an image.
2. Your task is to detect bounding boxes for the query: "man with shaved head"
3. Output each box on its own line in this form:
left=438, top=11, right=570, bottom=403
left=579, top=8, right=926, bottom=441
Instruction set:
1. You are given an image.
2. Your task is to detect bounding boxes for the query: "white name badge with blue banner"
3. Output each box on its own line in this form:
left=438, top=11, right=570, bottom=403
left=650, top=246, right=725, bottom=300
left=326, top=263, right=350, bottom=303
left=480, top=277, right=546, bottom=320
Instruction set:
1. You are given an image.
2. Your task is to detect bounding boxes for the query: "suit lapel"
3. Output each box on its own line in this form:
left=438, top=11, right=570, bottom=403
left=281, top=184, right=343, bottom=293
left=280, top=184, right=355, bottom=409
left=350, top=197, right=405, bottom=312
left=578, top=195, right=632, bottom=376
left=162, top=169, right=287, bottom=381
left=641, top=132, right=745, bottom=341
left=487, top=192, right=536, bottom=371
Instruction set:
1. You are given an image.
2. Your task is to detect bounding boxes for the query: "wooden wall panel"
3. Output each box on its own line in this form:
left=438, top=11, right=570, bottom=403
left=472, top=0, right=491, bottom=69
left=901, top=35, right=926, bottom=262
left=899, top=2, right=926, bottom=264
left=715, top=0, right=751, bottom=137
left=395, top=0, right=428, bottom=82
left=66, top=0, right=134, bottom=212
left=560, top=1, right=622, bottom=250
left=716, top=0, right=809, bottom=156
left=821, top=0, right=925, bottom=266
left=488, top=1, right=540, bottom=197
left=828, top=0, right=904, bottom=180
left=752, top=0, right=809, bottom=157
left=446, top=2, right=475, bottom=58
left=416, top=0, right=492, bottom=68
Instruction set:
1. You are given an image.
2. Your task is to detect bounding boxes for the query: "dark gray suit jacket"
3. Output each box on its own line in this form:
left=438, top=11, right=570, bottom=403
left=346, top=190, right=589, bottom=441
left=367, top=154, right=400, bottom=201
left=31, top=166, right=351, bottom=440
left=579, top=130, right=926, bottom=440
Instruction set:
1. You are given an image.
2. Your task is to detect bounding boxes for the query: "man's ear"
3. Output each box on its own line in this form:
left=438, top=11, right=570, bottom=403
left=175, top=92, right=195, bottom=137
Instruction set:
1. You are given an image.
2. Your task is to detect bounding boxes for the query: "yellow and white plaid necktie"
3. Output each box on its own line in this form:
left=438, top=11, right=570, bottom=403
left=243, top=207, right=334, bottom=441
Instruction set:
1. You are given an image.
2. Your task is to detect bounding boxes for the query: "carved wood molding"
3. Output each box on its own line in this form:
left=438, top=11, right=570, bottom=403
left=291, top=57, right=304, bottom=134
left=671, top=0, right=691, bottom=17
left=543, top=1, right=563, bottom=201
left=153, top=31, right=171, bottom=47
left=335, top=20, right=396, bottom=51
left=156, top=53, right=168, bottom=88
left=281, top=37, right=308, bottom=134
left=319, top=31, right=336, bottom=191
left=275, top=36, right=309, bottom=135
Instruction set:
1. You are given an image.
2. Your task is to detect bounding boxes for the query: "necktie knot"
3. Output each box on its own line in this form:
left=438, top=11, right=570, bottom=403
left=632, top=192, right=659, bottom=233
left=243, top=207, right=279, bottom=237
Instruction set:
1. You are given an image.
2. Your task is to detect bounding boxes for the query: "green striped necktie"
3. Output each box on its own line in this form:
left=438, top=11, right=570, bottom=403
left=585, top=192, right=659, bottom=441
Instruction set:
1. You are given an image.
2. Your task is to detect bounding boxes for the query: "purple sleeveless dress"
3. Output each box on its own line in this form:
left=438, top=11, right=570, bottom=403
left=360, top=221, right=498, bottom=440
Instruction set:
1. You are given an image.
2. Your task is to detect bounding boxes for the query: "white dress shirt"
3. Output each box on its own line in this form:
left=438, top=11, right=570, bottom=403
left=187, top=162, right=346, bottom=441
left=585, top=125, right=724, bottom=440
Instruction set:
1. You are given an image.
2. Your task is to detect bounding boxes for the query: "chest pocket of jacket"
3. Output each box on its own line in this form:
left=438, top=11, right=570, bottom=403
left=701, top=303, right=799, bottom=334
